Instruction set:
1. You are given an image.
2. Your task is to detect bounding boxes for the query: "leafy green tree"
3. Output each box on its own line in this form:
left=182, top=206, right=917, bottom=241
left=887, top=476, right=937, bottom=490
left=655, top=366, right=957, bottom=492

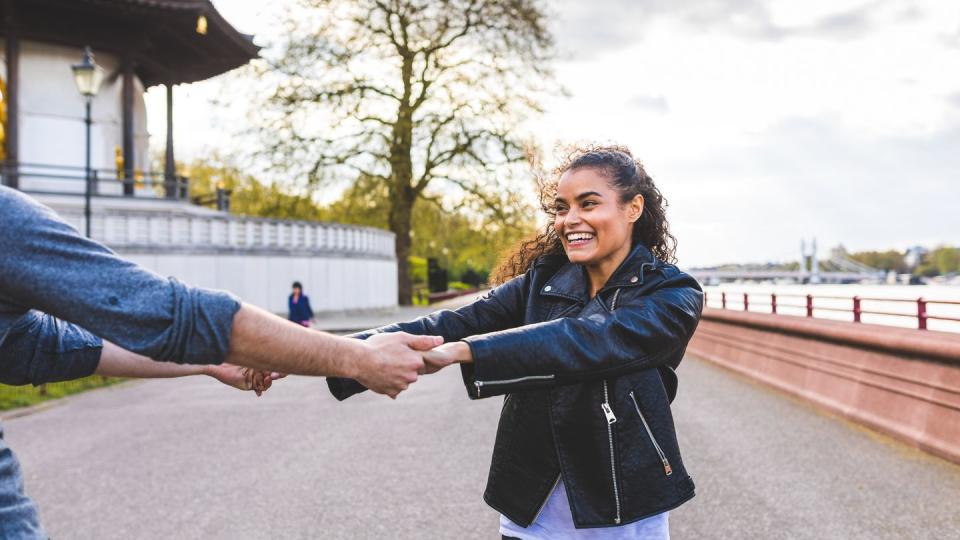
left=914, top=246, right=960, bottom=277
left=255, top=0, right=554, bottom=304
left=848, top=250, right=908, bottom=273
left=186, top=158, right=324, bottom=221
left=187, top=159, right=536, bottom=284
left=320, top=174, right=535, bottom=282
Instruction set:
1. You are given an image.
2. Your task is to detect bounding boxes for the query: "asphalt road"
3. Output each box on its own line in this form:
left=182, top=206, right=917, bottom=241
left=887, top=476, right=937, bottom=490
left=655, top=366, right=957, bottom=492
left=6, top=349, right=960, bottom=538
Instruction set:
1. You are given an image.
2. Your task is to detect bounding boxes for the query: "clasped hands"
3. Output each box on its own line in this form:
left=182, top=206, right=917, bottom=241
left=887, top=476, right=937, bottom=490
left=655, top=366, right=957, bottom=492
left=205, top=364, right=286, bottom=396
left=352, top=332, right=472, bottom=399
left=206, top=332, right=467, bottom=399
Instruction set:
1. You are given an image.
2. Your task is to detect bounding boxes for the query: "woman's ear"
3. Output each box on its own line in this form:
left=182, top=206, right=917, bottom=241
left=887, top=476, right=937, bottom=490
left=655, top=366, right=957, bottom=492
left=628, top=194, right=645, bottom=223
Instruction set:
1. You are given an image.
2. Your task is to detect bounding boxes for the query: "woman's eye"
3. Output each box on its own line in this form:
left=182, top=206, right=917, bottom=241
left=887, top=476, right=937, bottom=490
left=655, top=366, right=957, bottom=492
left=555, top=206, right=568, bottom=214
left=582, top=200, right=597, bottom=208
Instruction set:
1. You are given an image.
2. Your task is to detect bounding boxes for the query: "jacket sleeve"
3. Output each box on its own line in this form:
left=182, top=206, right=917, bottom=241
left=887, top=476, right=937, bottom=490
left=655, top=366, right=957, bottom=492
left=460, top=272, right=703, bottom=399
left=326, top=273, right=530, bottom=400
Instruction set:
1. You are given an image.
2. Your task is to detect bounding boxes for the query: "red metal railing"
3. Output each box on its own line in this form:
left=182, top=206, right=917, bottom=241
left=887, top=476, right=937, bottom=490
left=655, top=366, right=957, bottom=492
left=704, top=291, right=960, bottom=330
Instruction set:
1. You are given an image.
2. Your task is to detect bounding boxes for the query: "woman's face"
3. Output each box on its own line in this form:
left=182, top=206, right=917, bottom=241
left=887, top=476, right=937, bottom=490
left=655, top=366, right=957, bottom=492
left=553, top=167, right=644, bottom=268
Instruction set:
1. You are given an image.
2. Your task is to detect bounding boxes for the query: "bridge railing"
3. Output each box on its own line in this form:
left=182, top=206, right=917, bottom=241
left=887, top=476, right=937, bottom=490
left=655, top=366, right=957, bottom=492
left=705, top=291, right=960, bottom=331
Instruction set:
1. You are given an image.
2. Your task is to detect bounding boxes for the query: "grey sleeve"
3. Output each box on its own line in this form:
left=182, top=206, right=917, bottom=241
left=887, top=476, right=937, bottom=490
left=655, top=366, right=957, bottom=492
left=0, top=188, right=241, bottom=365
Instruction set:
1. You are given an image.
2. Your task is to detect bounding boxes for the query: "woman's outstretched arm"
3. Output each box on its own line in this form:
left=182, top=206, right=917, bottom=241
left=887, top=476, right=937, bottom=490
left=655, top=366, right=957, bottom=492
left=430, top=272, right=703, bottom=399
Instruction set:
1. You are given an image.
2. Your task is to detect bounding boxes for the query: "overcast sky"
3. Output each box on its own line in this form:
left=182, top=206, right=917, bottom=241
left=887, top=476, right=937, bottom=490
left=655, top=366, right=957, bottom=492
left=145, top=0, right=960, bottom=267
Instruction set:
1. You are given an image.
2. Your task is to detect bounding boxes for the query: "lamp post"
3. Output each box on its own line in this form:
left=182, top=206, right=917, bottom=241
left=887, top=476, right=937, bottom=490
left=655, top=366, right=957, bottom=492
left=71, top=47, right=104, bottom=237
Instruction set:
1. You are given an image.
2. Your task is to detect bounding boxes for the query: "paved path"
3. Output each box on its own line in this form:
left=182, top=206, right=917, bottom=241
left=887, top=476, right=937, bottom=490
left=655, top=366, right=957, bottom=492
left=5, top=304, right=960, bottom=538
left=308, top=292, right=486, bottom=334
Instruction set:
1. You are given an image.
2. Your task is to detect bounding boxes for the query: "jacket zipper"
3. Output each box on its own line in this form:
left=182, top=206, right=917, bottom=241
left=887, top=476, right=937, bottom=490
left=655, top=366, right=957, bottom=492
left=610, top=288, right=622, bottom=310
left=474, top=374, right=555, bottom=398
left=604, top=287, right=623, bottom=524
left=602, top=380, right=622, bottom=524
left=629, top=391, right=673, bottom=476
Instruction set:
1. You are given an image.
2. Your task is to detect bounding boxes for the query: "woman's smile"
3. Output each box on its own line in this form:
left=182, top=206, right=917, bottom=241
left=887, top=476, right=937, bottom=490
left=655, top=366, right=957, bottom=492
left=564, top=231, right=596, bottom=249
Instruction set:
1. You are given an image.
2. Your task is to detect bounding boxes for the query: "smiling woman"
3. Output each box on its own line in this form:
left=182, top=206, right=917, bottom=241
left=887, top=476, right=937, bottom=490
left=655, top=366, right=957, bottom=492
left=329, top=143, right=703, bottom=539
left=493, top=144, right=677, bottom=288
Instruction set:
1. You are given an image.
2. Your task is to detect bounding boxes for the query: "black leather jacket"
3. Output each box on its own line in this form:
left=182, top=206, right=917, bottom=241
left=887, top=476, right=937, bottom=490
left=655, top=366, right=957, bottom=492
left=328, top=242, right=703, bottom=528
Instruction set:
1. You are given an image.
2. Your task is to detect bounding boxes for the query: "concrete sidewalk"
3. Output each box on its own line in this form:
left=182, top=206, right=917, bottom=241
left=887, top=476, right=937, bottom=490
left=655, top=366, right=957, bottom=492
left=6, top=288, right=960, bottom=538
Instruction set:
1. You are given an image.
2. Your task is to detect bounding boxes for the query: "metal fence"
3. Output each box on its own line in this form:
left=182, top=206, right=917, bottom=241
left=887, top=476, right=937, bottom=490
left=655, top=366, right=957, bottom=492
left=1, top=161, right=189, bottom=200
left=706, top=291, right=960, bottom=331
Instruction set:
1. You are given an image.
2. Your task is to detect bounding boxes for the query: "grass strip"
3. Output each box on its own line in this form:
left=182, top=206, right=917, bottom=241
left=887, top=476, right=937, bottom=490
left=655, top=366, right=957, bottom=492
left=0, top=376, right=125, bottom=411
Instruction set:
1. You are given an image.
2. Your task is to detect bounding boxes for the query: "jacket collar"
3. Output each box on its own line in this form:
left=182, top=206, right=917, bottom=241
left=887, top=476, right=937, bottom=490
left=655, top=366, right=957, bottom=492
left=539, top=243, right=658, bottom=302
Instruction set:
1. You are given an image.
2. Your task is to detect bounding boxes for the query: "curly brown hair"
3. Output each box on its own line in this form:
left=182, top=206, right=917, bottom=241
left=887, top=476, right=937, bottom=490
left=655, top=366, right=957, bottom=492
left=491, top=144, right=677, bottom=285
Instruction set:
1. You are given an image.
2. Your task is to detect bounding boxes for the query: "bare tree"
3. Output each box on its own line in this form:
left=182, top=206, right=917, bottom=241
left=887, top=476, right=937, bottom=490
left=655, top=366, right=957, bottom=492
left=257, top=0, right=554, bottom=304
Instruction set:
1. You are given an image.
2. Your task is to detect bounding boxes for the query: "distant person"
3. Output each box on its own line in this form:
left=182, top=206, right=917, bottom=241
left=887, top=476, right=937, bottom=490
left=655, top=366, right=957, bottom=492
left=0, top=186, right=440, bottom=538
left=288, top=281, right=314, bottom=327
left=329, top=145, right=703, bottom=539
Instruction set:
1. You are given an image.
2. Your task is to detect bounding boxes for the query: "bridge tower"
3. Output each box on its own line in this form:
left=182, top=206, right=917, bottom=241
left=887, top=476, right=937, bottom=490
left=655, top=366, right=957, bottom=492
left=801, top=238, right=821, bottom=284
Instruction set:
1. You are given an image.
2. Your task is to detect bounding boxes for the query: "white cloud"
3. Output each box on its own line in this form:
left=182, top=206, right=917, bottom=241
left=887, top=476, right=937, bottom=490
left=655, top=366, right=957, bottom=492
left=533, top=0, right=960, bottom=265
left=149, top=0, right=960, bottom=267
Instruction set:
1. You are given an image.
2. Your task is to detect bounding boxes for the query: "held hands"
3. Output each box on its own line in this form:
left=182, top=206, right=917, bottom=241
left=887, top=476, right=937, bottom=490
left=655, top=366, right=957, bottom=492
left=205, top=334, right=465, bottom=400
left=421, top=341, right=473, bottom=374
left=205, top=363, right=286, bottom=396
left=354, top=332, right=444, bottom=399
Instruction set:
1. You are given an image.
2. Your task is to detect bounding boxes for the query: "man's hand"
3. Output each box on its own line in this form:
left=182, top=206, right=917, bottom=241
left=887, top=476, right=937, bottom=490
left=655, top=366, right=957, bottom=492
left=205, top=364, right=285, bottom=396
left=353, top=333, right=443, bottom=399
left=422, top=341, right=473, bottom=374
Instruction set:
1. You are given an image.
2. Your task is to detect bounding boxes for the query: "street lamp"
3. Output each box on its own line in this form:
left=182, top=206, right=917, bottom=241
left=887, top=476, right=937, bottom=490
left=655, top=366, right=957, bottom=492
left=71, top=46, right=104, bottom=237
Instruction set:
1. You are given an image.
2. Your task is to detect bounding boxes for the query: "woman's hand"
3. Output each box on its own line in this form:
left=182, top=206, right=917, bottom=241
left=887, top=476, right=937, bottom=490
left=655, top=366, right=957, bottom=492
left=205, top=364, right=286, bottom=396
left=421, top=342, right=473, bottom=374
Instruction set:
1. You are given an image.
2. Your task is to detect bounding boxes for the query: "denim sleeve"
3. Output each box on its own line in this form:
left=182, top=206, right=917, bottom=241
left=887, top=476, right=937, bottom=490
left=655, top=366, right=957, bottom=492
left=0, top=311, right=101, bottom=386
left=0, top=187, right=241, bottom=365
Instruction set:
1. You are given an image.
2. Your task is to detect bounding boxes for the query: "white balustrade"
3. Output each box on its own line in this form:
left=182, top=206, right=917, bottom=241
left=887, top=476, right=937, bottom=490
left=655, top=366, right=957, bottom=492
left=77, top=208, right=394, bottom=258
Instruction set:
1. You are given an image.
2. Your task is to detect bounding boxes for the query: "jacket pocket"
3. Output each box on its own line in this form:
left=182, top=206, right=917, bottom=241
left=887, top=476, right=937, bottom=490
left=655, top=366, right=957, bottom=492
left=628, top=391, right=673, bottom=476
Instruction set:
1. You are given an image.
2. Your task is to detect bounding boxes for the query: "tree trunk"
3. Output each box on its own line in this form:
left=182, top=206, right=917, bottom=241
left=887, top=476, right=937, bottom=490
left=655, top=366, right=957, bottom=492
left=390, top=191, right=415, bottom=305
left=389, top=54, right=417, bottom=305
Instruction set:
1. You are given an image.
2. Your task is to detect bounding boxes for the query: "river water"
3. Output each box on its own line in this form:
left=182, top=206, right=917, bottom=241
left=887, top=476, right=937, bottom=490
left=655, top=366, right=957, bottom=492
left=701, top=283, right=960, bottom=334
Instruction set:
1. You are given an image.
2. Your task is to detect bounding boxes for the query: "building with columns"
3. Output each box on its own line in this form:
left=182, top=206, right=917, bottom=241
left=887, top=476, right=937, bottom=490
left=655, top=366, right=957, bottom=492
left=0, top=0, right=398, bottom=314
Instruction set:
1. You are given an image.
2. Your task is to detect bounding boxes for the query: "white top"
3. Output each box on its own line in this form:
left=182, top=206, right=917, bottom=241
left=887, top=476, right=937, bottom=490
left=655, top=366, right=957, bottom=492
left=499, top=480, right=669, bottom=539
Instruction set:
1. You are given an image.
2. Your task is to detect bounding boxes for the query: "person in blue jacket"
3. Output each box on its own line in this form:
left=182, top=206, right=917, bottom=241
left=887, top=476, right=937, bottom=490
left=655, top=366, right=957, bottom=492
left=288, top=281, right=315, bottom=327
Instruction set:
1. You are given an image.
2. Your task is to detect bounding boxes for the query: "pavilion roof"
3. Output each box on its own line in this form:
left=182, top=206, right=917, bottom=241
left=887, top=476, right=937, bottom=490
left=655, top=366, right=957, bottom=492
left=2, top=0, right=260, bottom=86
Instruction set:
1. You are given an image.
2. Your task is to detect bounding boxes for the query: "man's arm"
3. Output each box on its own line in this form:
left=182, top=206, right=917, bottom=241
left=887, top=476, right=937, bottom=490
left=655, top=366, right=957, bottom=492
left=96, top=340, right=276, bottom=394
left=226, top=303, right=441, bottom=398
left=0, top=312, right=269, bottom=394
left=96, top=303, right=440, bottom=399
